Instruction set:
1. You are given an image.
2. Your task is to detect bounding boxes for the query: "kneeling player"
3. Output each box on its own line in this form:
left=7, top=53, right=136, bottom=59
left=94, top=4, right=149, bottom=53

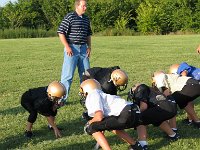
left=21, top=81, right=66, bottom=138
left=80, top=79, right=143, bottom=150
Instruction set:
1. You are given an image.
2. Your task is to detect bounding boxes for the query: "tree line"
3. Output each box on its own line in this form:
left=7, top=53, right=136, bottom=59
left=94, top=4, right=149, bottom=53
left=0, top=0, right=200, bottom=36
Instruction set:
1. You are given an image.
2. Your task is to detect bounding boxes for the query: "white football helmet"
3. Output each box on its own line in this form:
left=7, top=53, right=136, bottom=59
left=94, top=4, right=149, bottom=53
left=47, top=81, right=66, bottom=101
left=80, top=79, right=102, bottom=96
left=169, top=64, right=179, bottom=74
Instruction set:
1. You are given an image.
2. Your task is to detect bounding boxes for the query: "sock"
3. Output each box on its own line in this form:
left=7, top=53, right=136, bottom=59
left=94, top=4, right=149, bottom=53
left=138, top=141, right=148, bottom=147
left=171, top=128, right=177, bottom=131
left=169, top=133, right=176, bottom=137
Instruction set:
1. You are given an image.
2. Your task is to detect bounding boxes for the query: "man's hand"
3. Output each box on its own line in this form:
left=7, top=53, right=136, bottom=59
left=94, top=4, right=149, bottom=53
left=197, top=45, right=200, bottom=54
left=66, top=47, right=73, bottom=56
left=87, top=47, right=91, bottom=57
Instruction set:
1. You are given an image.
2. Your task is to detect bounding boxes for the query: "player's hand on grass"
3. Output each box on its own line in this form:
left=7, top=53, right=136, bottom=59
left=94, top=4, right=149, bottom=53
left=54, top=127, right=62, bottom=138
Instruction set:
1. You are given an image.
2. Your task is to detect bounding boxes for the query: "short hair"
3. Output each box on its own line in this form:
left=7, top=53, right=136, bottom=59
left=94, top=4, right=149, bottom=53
left=75, top=0, right=86, bottom=7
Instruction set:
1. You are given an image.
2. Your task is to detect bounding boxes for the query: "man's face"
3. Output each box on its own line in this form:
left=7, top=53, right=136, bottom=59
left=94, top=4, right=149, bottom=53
left=76, top=0, right=87, bottom=16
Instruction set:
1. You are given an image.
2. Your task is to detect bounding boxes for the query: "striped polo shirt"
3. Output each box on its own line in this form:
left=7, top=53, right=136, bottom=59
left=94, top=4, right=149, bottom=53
left=57, top=11, right=92, bottom=45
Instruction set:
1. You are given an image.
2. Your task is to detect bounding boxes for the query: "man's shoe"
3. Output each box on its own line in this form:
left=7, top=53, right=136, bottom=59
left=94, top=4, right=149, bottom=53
left=182, top=118, right=193, bottom=125
left=193, top=121, right=200, bottom=129
left=24, top=130, right=33, bottom=138
left=129, top=142, right=144, bottom=150
left=168, top=133, right=180, bottom=141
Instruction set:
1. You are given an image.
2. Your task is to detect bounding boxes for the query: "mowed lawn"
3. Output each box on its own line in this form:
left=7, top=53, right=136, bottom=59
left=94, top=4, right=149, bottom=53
left=0, top=35, right=200, bottom=150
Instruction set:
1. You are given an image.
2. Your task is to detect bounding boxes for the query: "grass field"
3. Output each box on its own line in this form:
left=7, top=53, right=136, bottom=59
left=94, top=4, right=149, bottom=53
left=0, top=35, right=200, bottom=150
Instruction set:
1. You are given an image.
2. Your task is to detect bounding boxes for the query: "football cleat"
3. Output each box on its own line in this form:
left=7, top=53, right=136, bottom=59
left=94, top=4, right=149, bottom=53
left=142, top=145, right=148, bottom=150
left=182, top=118, right=193, bottom=125
left=24, top=130, right=33, bottom=138
left=193, top=121, right=200, bottom=129
left=129, top=142, right=144, bottom=150
left=168, top=133, right=180, bottom=141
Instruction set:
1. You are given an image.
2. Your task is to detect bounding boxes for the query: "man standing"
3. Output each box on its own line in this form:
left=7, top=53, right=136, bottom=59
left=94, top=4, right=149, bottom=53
left=57, top=0, right=92, bottom=101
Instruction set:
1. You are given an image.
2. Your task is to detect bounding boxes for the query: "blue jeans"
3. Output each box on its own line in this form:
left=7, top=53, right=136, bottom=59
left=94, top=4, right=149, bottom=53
left=61, top=44, right=90, bottom=101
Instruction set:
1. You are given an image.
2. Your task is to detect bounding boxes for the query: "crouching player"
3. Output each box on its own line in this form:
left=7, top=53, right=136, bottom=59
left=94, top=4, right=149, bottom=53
left=169, top=62, right=200, bottom=124
left=82, top=66, right=128, bottom=95
left=127, top=83, right=179, bottom=149
left=152, top=71, right=200, bottom=129
left=21, top=81, right=66, bottom=138
left=81, top=66, right=128, bottom=120
left=80, top=79, right=143, bottom=150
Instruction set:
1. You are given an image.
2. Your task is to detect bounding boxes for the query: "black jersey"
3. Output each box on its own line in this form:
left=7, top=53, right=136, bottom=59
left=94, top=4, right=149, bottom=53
left=21, top=87, right=57, bottom=123
left=131, top=84, right=177, bottom=126
left=82, top=66, right=120, bottom=95
left=133, top=84, right=175, bottom=109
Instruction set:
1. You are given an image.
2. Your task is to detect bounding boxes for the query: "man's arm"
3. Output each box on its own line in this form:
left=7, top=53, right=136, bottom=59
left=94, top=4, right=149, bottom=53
left=86, top=36, right=91, bottom=57
left=58, top=33, right=73, bottom=56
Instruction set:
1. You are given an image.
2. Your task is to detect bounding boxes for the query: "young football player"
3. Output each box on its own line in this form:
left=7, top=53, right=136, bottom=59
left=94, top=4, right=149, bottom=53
left=152, top=71, right=200, bottom=129
left=81, top=66, right=128, bottom=120
left=82, top=66, right=128, bottom=95
left=21, top=81, right=66, bottom=138
left=169, top=62, right=200, bottom=124
left=80, top=79, right=143, bottom=150
left=127, top=83, right=178, bottom=149
left=169, top=62, right=200, bottom=80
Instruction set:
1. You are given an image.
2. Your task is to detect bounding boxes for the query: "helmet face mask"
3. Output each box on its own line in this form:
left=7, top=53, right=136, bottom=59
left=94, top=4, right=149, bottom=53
left=111, top=69, right=128, bottom=91
left=127, top=84, right=140, bottom=101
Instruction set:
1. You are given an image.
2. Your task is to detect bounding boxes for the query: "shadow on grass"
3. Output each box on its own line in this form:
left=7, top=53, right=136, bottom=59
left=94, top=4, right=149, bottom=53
left=0, top=99, right=79, bottom=116
left=148, top=118, right=200, bottom=150
left=0, top=117, right=85, bottom=149
left=0, top=105, right=26, bottom=115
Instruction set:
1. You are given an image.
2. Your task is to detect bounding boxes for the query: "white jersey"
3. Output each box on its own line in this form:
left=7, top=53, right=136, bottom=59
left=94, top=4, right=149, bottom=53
left=85, top=89, right=131, bottom=117
left=154, top=74, right=191, bottom=93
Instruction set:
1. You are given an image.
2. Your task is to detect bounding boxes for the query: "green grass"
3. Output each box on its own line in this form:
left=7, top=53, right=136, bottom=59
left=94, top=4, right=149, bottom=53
left=0, top=35, right=200, bottom=150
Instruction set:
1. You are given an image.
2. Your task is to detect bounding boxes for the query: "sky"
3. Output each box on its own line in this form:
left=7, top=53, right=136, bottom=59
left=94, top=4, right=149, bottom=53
left=0, top=0, right=18, bottom=7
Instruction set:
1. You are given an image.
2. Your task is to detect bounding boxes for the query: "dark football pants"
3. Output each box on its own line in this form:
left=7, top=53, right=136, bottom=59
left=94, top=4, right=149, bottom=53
left=21, top=91, right=37, bottom=123
left=140, top=101, right=177, bottom=126
left=89, top=105, right=140, bottom=134
left=172, top=78, right=200, bottom=109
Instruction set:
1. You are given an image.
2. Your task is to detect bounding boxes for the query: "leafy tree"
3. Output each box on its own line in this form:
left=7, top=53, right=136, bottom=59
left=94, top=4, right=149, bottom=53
left=136, top=0, right=165, bottom=34
left=41, top=0, right=73, bottom=29
left=2, top=2, right=20, bottom=28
